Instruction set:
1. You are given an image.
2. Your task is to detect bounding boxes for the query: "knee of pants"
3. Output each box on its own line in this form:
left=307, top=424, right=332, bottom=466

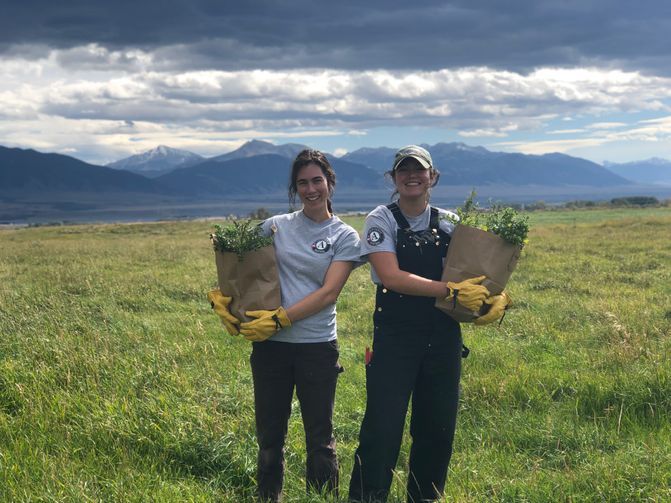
left=258, top=446, right=284, bottom=469
left=410, top=405, right=459, bottom=439
left=359, top=415, right=404, bottom=447
left=306, top=430, right=336, bottom=451
left=307, top=443, right=337, bottom=463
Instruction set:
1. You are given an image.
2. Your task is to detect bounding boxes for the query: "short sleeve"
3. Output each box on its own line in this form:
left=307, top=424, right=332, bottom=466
left=258, top=217, right=276, bottom=238
left=332, top=226, right=362, bottom=263
left=361, top=207, right=397, bottom=257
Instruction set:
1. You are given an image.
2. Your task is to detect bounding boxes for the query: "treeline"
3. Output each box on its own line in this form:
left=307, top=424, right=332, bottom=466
left=509, top=196, right=671, bottom=211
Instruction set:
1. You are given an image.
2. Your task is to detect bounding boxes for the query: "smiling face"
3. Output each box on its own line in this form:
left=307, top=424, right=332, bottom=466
left=392, top=157, right=435, bottom=200
left=296, top=162, right=331, bottom=212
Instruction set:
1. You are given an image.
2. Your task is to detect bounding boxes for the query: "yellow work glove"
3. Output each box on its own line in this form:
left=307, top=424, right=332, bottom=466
left=239, top=307, right=292, bottom=342
left=207, top=289, right=241, bottom=336
left=446, top=275, right=491, bottom=312
left=474, top=291, right=512, bottom=326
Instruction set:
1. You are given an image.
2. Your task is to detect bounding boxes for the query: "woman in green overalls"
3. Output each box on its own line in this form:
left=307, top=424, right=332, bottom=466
left=348, top=145, right=509, bottom=502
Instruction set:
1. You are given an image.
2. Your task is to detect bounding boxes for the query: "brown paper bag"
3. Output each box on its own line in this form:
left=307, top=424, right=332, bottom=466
left=214, top=245, right=282, bottom=323
left=435, top=225, right=521, bottom=322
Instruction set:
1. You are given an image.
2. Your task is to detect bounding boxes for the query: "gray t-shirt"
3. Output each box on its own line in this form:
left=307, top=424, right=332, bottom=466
left=361, top=204, right=457, bottom=285
left=259, top=210, right=361, bottom=343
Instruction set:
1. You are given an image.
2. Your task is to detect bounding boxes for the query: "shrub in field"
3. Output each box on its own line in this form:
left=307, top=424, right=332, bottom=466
left=610, top=196, right=659, bottom=207
left=564, top=199, right=599, bottom=208
left=248, top=207, right=272, bottom=220
left=525, top=200, right=548, bottom=211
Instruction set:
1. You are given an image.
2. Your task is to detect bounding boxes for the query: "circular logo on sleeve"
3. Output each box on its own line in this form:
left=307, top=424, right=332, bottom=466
left=312, top=239, right=331, bottom=253
left=366, top=227, right=385, bottom=246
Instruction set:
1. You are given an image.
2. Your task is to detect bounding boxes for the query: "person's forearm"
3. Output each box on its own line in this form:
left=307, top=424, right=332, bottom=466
left=285, top=286, right=340, bottom=322
left=379, top=270, right=448, bottom=298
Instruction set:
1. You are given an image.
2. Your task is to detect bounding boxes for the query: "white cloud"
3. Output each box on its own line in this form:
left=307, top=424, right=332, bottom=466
left=55, top=44, right=153, bottom=71
left=495, top=137, right=611, bottom=155
left=494, top=114, right=671, bottom=158
left=2, top=47, right=671, bottom=162
left=639, top=115, right=671, bottom=127
left=459, top=123, right=519, bottom=138
left=547, top=129, right=587, bottom=134
left=0, top=114, right=352, bottom=163
left=586, top=122, right=627, bottom=130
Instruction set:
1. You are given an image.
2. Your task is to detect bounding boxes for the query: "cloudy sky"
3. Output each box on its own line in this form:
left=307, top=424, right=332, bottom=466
left=1, top=0, right=671, bottom=165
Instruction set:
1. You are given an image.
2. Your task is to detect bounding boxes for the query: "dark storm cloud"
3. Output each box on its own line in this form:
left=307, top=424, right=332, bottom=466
left=2, top=0, right=671, bottom=74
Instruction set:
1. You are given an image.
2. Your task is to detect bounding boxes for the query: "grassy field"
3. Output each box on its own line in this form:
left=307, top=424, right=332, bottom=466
left=0, top=207, right=670, bottom=502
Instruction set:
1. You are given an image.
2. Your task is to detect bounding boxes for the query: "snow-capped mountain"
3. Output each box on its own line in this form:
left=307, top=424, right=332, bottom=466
left=209, top=139, right=309, bottom=163
left=107, top=145, right=204, bottom=178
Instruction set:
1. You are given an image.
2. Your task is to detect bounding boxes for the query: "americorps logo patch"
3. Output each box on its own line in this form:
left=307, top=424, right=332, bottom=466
left=366, top=227, right=385, bottom=246
left=312, top=239, right=331, bottom=253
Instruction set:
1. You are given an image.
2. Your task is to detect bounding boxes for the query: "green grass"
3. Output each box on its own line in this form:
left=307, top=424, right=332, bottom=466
left=525, top=206, right=671, bottom=226
left=1, top=209, right=670, bottom=501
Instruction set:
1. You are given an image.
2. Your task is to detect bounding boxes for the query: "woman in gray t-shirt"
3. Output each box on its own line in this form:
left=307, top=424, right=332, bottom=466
left=211, top=149, right=360, bottom=502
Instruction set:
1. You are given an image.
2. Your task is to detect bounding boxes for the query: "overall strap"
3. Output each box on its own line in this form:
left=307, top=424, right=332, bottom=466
left=429, top=207, right=440, bottom=229
left=386, top=202, right=411, bottom=231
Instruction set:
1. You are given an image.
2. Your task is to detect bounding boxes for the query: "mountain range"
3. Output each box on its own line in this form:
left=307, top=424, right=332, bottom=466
left=110, top=141, right=641, bottom=187
left=2, top=140, right=670, bottom=222
left=1, top=140, right=639, bottom=197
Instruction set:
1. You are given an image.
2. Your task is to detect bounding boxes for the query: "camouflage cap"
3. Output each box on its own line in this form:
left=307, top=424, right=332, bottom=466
left=392, top=145, right=433, bottom=171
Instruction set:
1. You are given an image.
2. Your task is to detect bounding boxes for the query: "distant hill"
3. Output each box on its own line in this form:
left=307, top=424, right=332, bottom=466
left=341, top=147, right=397, bottom=172
left=107, top=145, right=204, bottom=178
left=0, top=146, right=164, bottom=194
left=431, top=145, right=631, bottom=186
left=343, top=142, right=631, bottom=186
left=603, top=158, right=671, bottom=186
left=156, top=153, right=382, bottom=195
left=209, top=139, right=309, bottom=163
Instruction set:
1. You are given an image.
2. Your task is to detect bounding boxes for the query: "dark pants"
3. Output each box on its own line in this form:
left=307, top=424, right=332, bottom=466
left=250, top=340, right=342, bottom=502
left=349, top=312, right=462, bottom=502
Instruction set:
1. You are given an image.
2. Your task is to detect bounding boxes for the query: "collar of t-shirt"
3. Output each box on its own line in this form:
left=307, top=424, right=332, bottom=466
left=395, top=204, right=431, bottom=230
left=299, top=209, right=338, bottom=227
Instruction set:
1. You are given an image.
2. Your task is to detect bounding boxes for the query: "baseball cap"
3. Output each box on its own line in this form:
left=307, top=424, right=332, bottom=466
left=392, top=145, right=433, bottom=171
